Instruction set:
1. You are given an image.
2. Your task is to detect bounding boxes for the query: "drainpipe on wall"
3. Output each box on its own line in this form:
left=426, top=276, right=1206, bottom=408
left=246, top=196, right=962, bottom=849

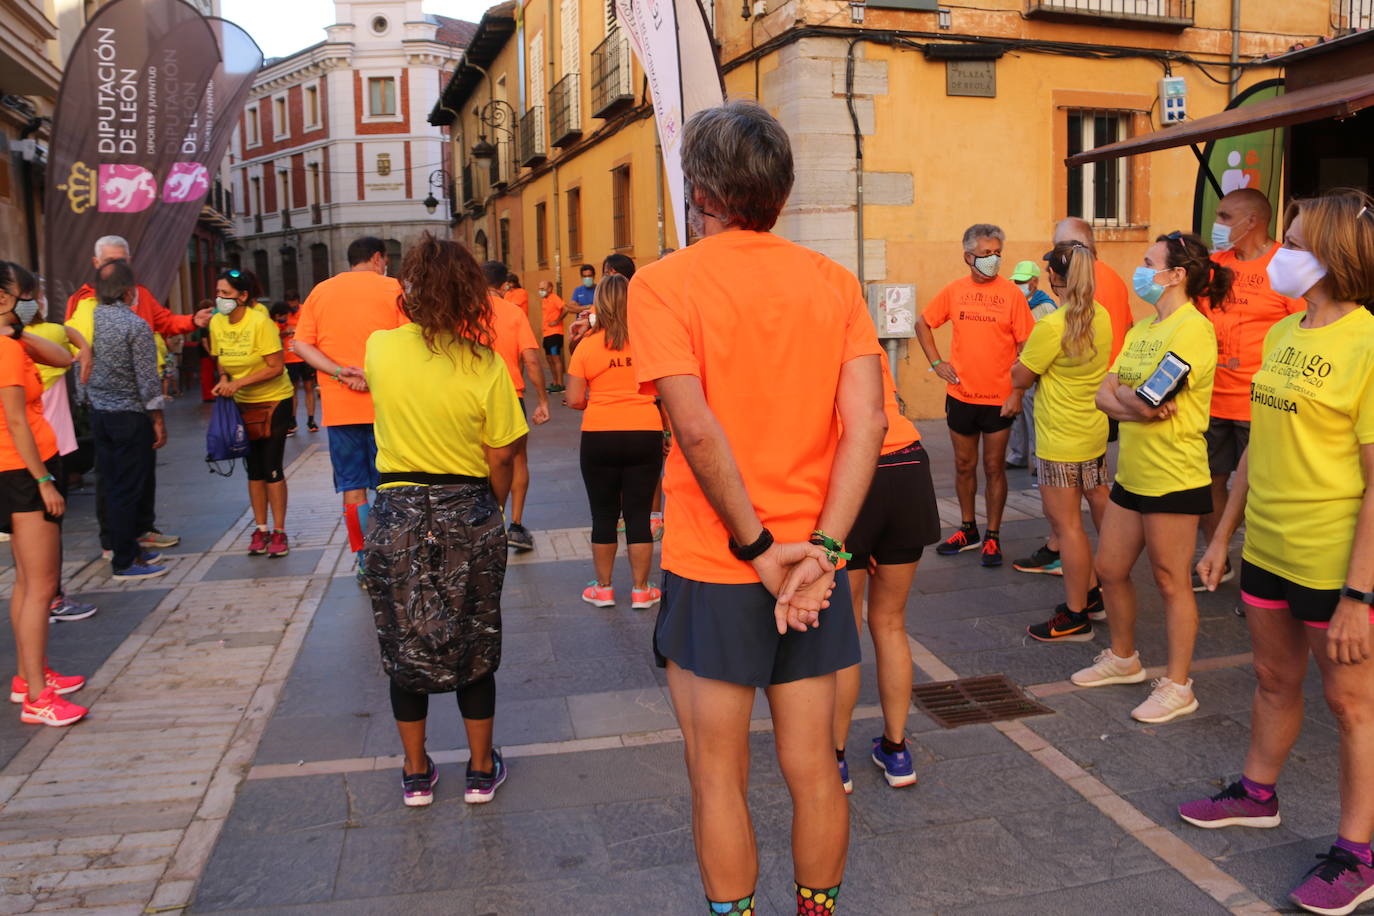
left=548, top=0, right=562, bottom=296
left=845, top=38, right=864, bottom=287
left=1228, top=0, right=1241, bottom=101
left=655, top=133, right=666, bottom=254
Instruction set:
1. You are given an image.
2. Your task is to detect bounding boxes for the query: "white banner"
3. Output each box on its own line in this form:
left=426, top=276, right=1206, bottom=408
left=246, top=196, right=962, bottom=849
left=614, top=0, right=723, bottom=248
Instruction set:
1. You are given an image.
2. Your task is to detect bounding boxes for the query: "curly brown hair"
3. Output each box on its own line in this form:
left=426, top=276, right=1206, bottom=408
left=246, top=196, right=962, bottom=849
left=399, top=233, right=492, bottom=355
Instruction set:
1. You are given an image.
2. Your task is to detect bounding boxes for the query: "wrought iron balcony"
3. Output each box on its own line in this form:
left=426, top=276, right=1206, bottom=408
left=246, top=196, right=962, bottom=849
left=519, top=107, right=547, bottom=167
left=591, top=31, right=635, bottom=119
left=1335, top=0, right=1373, bottom=34
left=1026, top=0, right=1193, bottom=29
left=549, top=73, right=582, bottom=148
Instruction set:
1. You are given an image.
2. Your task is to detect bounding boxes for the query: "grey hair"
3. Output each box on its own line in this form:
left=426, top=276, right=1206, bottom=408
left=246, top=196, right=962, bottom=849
left=962, top=224, right=1005, bottom=253
left=94, top=235, right=130, bottom=258
left=681, top=100, right=794, bottom=232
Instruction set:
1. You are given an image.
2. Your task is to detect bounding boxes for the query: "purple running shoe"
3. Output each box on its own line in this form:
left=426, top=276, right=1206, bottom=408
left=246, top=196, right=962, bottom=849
left=1178, top=781, right=1280, bottom=829
left=1289, top=846, right=1374, bottom=916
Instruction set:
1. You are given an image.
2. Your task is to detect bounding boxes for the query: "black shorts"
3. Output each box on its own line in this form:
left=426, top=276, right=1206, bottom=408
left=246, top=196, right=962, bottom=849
left=847, top=442, right=941, bottom=567
left=1205, top=417, right=1250, bottom=477
left=1240, top=561, right=1345, bottom=626
left=286, top=362, right=316, bottom=385
left=653, top=571, right=860, bottom=687
left=1109, top=482, right=1212, bottom=515
left=543, top=334, right=564, bottom=356
left=0, top=455, right=62, bottom=526
left=946, top=395, right=1014, bottom=436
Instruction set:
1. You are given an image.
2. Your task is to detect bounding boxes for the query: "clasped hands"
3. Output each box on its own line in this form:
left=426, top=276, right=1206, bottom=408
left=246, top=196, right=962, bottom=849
left=752, top=540, right=839, bottom=635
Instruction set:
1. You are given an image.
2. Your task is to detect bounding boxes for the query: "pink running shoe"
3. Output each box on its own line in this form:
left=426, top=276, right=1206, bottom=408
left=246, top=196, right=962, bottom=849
left=1178, top=781, right=1280, bottom=829
left=631, top=585, right=661, bottom=611
left=248, top=528, right=269, bottom=555
left=9, top=668, right=85, bottom=703
left=581, top=582, right=614, bottom=608
left=20, top=687, right=87, bottom=727
left=1289, top=846, right=1374, bottom=916
left=267, top=530, right=289, bottom=558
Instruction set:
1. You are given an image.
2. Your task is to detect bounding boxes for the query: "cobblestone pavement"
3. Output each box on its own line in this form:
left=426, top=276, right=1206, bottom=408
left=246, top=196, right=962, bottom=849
left=0, top=394, right=1345, bottom=915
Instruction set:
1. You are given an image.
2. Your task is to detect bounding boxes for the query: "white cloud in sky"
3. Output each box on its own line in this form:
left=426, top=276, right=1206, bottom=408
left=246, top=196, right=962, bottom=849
left=221, top=0, right=493, bottom=60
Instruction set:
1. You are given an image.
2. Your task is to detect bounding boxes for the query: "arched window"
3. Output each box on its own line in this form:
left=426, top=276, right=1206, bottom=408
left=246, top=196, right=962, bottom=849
left=473, top=230, right=488, bottom=263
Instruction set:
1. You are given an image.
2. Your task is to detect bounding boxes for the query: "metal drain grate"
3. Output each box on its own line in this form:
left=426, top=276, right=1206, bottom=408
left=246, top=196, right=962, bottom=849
left=911, top=675, right=1052, bottom=728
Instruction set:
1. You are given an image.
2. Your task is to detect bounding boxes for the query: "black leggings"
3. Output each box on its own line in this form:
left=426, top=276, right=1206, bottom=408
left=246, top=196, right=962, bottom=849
left=245, top=399, right=293, bottom=482
left=579, top=430, right=663, bottom=544
left=389, top=674, right=495, bottom=722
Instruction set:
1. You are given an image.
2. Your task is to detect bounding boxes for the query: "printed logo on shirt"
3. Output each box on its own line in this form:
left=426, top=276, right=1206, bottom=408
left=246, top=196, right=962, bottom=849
left=1266, top=344, right=1334, bottom=388
left=957, top=311, right=1002, bottom=323
left=1250, top=382, right=1300, bottom=414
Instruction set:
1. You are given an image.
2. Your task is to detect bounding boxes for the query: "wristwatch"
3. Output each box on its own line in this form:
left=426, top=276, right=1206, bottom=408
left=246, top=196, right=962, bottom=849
left=1343, top=585, right=1374, bottom=607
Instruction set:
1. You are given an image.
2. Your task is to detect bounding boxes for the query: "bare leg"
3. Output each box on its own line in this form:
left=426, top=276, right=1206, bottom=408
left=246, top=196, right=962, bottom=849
left=982, top=427, right=1012, bottom=532
left=627, top=542, right=654, bottom=590
left=1043, top=484, right=1091, bottom=611
left=832, top=569, right=867, bottom=750
left=304, top=377, right=316, bottom=421
left=247, top=479, right=268, bottom=527
left=1094, top=500, right=1146, bottom=661
left=463, top=716, right=494, bottom=773
left=266, top=481, right=287, bottom=531
left=510, top=437, right=529, bottom=525
left=867, top=561, right=918, bottom=742
left=396, top=719, right=428, bottom=775
left=1142, top=512, right=1202, bottom=685
left=1311, top=624, right=1374, bottom=843
left=948, top=429, right=980, bottom=526
left=10, top=512, right=60, bottom=700
left=666, top=661, right=758, bottom=900
left=591, top=542, right=616, bottom=586
left=1200, top=473, right=1231, bottom=546
left=768, top=673, right=848, bottom=888
left=1241, top=607, right=1309, bottom=784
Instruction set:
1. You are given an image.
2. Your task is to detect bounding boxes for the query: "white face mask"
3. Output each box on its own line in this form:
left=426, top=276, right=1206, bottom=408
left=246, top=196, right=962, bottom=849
left=972, top=254, right=1001, bottom=278
left=1015, top=282, right=1031, bottom=297
left=1266, top=247, right=1327, bottom=299
left=14, top=299, right=39, bottom=324
left=215, top=296, right=239, bottom=315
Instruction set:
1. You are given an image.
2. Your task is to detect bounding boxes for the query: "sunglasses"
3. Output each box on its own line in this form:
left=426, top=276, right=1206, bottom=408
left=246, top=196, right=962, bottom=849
left=224, top=269, right=242, bottom=278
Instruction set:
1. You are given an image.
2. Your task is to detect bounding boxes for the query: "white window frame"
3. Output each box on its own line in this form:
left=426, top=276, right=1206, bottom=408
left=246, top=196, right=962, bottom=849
left=271, top=92, right=290, bottom=142
left=303, top=82, right=322, bottom=131
left=1067, top=109, right=1132, bottom=229
left=245, top=104, right=261, bottom=150
left=362, top=70, right=403, bottom=123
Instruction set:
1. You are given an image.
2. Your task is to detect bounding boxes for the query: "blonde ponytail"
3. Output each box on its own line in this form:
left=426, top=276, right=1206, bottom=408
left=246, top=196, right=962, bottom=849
left=1053, top=243, right=1098, bottom=360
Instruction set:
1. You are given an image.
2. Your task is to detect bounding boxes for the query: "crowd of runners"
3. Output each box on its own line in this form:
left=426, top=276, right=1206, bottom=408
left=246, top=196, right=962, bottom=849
left=0, top=99, right=1372, bottom=915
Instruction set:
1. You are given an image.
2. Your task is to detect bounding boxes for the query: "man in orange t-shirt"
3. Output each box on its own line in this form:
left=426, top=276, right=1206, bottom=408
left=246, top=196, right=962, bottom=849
left=915, top=223, right=1033, bottom=568
left=291, top=237, right=406, bottom=568
left=503, top=274, right=530, bottom=317
left=1197, top=189, right=1305, bottom=575
left=483, top=262, right=548, bottom=552
left=1052, top=218, right=1134, bottom=362
left=630, top=102, right=886, bottom=912
left=538, top=279, right=571, bottom=392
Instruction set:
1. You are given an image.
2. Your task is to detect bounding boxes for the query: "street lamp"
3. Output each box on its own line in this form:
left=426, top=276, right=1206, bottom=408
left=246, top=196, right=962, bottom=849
left=469, top=98, right=516, bottom=171
left=425, top=169, right=452, bottom=219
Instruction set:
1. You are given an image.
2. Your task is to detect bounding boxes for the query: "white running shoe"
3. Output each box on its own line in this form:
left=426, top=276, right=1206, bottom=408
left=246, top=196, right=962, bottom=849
left=1070, top=648, right=1146, bottom=688
left=1131, top=677, right=1198, bottom=724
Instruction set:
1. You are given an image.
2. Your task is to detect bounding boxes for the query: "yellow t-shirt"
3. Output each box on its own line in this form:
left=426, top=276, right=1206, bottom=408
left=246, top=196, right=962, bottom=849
left=365, top=323, right=529, bottom=488
left=1109, top=302, right=1216, bottom=497
left=27, top=322, right=76, bottom=390
left=1018, top=303, right=1113, bottom=464
left=1244, top=308, right=1374, bottom=590
left=209, top=309, right=294, bottom=405
left=67, top=298, right=165, bottom=373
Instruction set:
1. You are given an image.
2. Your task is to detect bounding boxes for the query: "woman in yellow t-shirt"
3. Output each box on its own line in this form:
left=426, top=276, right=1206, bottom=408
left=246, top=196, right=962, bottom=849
left=209, top=269, right=295, bottom=558
left=1183, top=192, right=1374, bottom=909
left=1016, top=243, right=1113, bottom=645
left=1071, top=232, right=1225, bottom=726
left=361, top=233, right=527, bottom=808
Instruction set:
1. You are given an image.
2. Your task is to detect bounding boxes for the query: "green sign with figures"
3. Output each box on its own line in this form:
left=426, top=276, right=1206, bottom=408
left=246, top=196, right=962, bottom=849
left=1193, top=79, right=1286, bottom=239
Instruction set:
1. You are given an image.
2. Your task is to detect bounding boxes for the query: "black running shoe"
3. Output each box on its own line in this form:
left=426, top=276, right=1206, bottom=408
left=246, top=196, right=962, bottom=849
left=980, top=533, right=1003, bottom=568
left=1085, top=586, right=1106, bottom=621
left=1027, top=604, right=1093, bottom=642
left=1013, top=544, right=1062, bottom=576
left=506, top=522, right=534, bottom=552
left=402, top=755, right=437, bottom=807
left=935, top=524, right=980, bottom=556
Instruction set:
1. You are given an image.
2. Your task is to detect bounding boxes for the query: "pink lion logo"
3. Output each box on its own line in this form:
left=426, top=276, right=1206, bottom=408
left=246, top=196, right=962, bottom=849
left=97, top=165, right=157, bottom=213
left=163, top=163, right=210, bottom=203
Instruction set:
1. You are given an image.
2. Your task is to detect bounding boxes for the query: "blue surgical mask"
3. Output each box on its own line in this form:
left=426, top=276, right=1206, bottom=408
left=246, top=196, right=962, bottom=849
left=1015, top=282, right=1031, bottom=297
left=1210, top=221, right=1233, bottom=252
left=14, top=299, right=39, bottom=325
left=215, top=296, right=239, bottom=315
left=581, top=277, right=595, bottom=288
left=1132, top=266, right=1166, bottom=305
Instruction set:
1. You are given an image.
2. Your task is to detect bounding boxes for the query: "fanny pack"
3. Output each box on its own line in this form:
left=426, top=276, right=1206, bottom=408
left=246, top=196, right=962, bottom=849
left=238, top=401, right=279, bottom=441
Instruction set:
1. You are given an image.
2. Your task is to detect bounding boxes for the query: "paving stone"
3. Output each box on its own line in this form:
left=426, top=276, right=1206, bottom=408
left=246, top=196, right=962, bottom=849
left=567, top=687, right=676, bottom=739
left=193, top=830, right=343, bottom=911
left=1212, top=835, right=1336, bottom=912
left=217, top=774, right=349, bottom=836
left=948, top=868, right=1228, bottom=914
left=201, top=549, right=327, bottom=582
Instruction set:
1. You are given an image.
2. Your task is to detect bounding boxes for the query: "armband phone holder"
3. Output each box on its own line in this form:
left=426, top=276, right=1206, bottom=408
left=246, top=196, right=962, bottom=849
left=1135, top=350, right=1191, bottom=409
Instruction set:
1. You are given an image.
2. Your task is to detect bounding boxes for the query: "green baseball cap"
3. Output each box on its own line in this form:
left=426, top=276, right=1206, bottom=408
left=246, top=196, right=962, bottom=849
left=1010, top=260, right=1040, bottom=282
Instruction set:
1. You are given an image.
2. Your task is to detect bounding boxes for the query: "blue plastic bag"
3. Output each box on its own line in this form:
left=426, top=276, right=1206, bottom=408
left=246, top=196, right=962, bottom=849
left=206, top=396, right=249, bottom=476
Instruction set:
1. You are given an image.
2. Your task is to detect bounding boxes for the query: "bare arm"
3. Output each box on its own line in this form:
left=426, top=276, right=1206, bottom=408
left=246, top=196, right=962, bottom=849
left=915, top=317, right=958, bottom=385
left=1094, top=373, right=1174, bottom=423
left=218, top=350, right=285, bottom=396
left=485, top=441, right=518, bottom=510
left=522, top=348, right=549, bottom=424
left=564, top=375, right=588, bottom=410
left=1328, top=443, right=1374, bottom=665
left=64, top=326, right=92, bottom=385
left=1197, top=449, right=1249, bottom=590
left=19, top=331, right=74, bottom=369
left=292, top=339, right=368, bottom=392
left=1011, top=361, right=1039, bottom=392
left=0, top=386, right=62, bottom=517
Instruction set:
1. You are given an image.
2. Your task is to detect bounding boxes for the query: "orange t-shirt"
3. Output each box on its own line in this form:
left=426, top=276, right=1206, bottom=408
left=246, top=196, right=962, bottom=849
left=879, top=351, right=920, bottom=455
left=542, top=293, right=567, bottom=335
left=280, top=309, right=302, bottom=364
left=566, top=330, right=661, bottom=432
left=295, top=271, right=406, bottom=426
left=921, top=274, right=1033, bottom=406
left=1200, top=244, right=1306, bottom=422
left=1094, top=259, right=1134, bottom=362
left=630, top=229, right=883, bottom=584
left=506, top=287, right=530, bottom=317
left=0, top=337, right=57, bottom=471
left=489, top=294, right=539, bottom=394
